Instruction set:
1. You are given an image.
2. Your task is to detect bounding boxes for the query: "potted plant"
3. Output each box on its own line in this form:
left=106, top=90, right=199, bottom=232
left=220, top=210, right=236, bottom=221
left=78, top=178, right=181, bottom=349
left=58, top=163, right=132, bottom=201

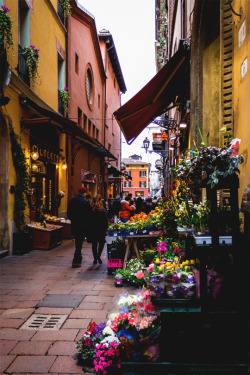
left=59, top=86, right=70, bottom=113
left=0, top=5, right=14, bottom=56
left=7, top=116, right=33, bottom=254
left=59, top=0, right=72, bottom=18
left=22, top=45, right=39, bottom=83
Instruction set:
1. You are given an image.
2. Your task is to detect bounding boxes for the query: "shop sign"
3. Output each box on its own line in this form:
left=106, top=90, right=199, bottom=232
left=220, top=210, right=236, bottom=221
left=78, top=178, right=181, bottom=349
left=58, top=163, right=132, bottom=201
left=81, top=169, right=97, bottom=183
left=32, top=144, right=60, bottom=163
left=152, top=131, right=168, bottom=141
left=241, top=58, right=247, bottom=80
left=238, top=19, right=246, bottom=48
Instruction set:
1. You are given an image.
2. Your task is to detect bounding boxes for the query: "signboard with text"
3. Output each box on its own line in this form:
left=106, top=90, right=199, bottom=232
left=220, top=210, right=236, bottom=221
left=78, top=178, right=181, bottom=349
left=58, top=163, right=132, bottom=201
left=152, top=131, right=168, bottom=141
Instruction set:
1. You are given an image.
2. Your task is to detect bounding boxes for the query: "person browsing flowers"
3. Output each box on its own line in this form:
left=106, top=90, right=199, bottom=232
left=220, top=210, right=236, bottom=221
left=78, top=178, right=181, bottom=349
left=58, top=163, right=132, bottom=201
left=119, top=195, right=135, bottom=223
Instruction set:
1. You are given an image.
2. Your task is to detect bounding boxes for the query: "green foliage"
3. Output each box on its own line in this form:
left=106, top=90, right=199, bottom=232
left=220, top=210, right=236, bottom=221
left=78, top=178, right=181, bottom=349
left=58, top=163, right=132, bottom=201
left=59, top=88, right=70, bottom=113
left=59, top=0, right=72, bottom=18
left=8, top=116, right=31, bottom=232
left=0, top=5, right=14, bottom=56
left=22, top=45, right=39, bottom=83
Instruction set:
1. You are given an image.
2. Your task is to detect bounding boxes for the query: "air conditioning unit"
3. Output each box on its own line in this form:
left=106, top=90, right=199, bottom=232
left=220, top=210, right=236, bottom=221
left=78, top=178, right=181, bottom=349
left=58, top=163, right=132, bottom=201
left=152, top=141, right=164, bottom=151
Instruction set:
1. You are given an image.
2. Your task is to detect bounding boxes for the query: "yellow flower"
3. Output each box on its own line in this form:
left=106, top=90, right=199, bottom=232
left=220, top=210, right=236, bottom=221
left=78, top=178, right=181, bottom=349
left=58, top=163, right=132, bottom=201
left=185, top=266, right=189, bottom=271
left=155, top=258, right=160, bottom=264
left=190, top=259, right=195, bottom=265
left=158, top=266, right=163, bottom=272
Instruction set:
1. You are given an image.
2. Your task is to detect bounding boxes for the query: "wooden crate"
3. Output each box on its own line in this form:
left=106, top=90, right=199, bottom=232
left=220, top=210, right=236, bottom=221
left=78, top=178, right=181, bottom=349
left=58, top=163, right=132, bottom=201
left=28, top=223, right=63, bottom=250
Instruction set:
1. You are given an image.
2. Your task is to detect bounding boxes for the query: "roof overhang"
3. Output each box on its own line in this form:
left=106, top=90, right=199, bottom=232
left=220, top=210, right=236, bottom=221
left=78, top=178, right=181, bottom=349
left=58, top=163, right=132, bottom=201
left=113, top=39, right=190, bottom=144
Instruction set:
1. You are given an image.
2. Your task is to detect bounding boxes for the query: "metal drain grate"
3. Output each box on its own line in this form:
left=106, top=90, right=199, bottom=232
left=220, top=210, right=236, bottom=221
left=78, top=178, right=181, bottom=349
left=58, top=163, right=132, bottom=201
left=20, top=314, right=68, bottom=330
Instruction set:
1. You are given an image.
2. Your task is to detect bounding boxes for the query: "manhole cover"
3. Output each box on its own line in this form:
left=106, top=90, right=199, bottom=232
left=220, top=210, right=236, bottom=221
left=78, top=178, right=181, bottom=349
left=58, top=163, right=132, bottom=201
left=37, top=294, right=85, bottom=308
left=20, top=314, right=68, bottom=330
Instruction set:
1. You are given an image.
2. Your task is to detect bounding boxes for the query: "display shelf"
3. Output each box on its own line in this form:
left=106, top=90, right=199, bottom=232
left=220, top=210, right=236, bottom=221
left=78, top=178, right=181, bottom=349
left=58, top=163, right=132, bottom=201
left=121, top=361, right=248, bottom=374
left=27, top=223, right=63, bottom=250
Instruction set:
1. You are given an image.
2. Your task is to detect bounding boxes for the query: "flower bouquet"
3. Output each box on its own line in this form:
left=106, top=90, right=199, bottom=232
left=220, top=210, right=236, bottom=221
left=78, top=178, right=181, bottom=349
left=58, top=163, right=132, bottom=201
left=77, top=321, right=122, bottom=374
left=109, top=290, right=161, bottom=362
left=76, top=322, right=105, bottom=367
left=145, top=261, right=165, bottom=297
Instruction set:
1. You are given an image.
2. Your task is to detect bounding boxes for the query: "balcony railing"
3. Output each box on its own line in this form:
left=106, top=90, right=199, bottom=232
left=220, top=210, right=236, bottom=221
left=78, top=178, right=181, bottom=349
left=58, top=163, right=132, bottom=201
left=17, top=44, right=30, bottom=86
left=58, top=90, right=64, bottom=115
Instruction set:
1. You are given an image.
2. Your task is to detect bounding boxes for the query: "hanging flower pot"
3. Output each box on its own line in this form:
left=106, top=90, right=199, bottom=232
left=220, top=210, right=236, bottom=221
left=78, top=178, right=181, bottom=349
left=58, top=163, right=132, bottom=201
left=22, top=45, right=39, bottom=83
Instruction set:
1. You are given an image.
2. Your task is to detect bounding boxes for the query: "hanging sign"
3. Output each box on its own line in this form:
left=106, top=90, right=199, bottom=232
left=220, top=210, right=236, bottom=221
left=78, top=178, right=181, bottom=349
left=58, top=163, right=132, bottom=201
left=152, top=130, right=168, bottom=141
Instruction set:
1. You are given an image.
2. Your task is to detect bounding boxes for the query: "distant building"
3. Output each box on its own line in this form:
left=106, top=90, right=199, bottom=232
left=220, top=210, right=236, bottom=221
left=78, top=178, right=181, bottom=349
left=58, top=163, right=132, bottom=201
left=122, top=155, right=150, bottom=198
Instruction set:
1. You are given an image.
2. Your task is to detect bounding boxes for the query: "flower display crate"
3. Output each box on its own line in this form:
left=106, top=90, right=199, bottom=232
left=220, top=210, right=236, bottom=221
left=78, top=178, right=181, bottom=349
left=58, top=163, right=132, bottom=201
left=27, top=223, right=63, bottom=250
left=46, top=219, right=72, bottom=239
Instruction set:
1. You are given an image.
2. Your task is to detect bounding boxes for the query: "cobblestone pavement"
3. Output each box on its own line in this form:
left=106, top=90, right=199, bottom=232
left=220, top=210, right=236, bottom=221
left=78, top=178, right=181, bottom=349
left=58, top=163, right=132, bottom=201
left=0, top=238, right=133, bottom=374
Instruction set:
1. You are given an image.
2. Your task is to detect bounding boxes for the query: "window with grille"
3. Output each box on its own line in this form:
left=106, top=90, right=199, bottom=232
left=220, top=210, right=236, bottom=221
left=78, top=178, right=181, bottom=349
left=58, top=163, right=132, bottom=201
left=96, top=128, right=99, bottom=140
left=78, top=108, right=82, bottom=127
left=88, top=120, right=91, bottom=134
left=86, top=68, right=93, bottom=103
left=140, top=171, right=146, bottom=177
left=126, top=171, right=131, bottom=176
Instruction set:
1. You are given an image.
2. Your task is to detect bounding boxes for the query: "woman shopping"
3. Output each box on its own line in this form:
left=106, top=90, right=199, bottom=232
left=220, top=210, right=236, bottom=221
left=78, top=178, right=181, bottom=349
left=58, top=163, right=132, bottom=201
left=119, top=195, right=135, bottom=223
left=88, top=194, right=109, bottom=265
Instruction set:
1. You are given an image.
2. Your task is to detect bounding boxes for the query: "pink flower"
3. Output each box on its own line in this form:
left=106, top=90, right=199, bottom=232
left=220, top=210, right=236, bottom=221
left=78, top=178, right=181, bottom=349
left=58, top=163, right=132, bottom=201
left=64, top=86, right=68, bottom=91
left=1, top=5, right=10, bottom=12
left=135, top=270, right=144, bottom=279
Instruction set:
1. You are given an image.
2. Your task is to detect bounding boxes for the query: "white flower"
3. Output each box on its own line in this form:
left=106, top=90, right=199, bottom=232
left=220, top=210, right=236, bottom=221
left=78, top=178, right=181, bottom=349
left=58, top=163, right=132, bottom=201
left=101, top=335, right=120, bottom=345
left=103, top=326, right=114, bottom=336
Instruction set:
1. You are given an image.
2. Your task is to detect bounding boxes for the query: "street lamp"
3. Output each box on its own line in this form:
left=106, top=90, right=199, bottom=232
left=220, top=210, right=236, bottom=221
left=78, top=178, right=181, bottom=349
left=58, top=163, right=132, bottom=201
left=142, top=137, right=150, bottom=153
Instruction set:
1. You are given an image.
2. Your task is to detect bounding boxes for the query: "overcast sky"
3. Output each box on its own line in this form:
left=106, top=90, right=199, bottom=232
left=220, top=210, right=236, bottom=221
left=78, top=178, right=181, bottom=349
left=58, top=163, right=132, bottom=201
left=79, top=0, right=158, bottom=164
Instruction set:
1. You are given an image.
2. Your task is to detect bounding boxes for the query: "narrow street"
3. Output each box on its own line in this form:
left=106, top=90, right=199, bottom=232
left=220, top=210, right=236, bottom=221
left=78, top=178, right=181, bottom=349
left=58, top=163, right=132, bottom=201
left=0, top=238, right=131, bottom=374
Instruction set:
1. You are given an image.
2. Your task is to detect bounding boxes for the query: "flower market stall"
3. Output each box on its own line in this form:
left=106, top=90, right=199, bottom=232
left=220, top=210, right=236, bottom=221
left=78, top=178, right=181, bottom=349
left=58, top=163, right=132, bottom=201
left=75, top=143, right=248, bottom=374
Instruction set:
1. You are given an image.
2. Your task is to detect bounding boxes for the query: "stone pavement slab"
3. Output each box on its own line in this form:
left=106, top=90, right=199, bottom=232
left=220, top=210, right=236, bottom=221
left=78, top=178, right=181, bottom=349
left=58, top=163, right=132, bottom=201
left=10, top=340, right=52, bottom=355
left=6, top=355, right=57, bottom=373
left=0, top=340, right=18, bottom=355
left=49, top=356, right=83, bottom=373
left=47, top=341, right=76, bottom=356
left=0, top=355, right=16, bottom=372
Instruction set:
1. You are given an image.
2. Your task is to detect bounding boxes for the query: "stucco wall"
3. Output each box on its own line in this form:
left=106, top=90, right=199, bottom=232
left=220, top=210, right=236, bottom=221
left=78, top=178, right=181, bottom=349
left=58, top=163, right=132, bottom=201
left=233, top=0, right=250, bottom=205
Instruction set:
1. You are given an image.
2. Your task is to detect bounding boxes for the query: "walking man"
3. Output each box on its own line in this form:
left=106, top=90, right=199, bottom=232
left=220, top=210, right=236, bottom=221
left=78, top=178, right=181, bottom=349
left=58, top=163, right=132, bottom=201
left=67, top=186, right=90, bottom=268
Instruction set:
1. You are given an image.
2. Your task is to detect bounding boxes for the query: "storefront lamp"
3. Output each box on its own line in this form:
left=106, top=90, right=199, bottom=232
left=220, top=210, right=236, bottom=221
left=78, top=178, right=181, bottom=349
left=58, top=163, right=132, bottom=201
left=179, top=122, right=187, bottom=129
left=142, top=137, right=150, bottom=153
left=31, top=163, right=38, bottom=171
left=31, top=145, right=39, bottom=161
left=62, top=161, right=67, bottom=170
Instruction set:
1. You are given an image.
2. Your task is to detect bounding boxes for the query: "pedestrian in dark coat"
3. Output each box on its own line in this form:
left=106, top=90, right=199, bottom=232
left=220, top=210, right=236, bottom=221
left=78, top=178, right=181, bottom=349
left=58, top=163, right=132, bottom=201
left=67, top=186, right=90, bottom=268
left=88, top=194, right=109, bottom=265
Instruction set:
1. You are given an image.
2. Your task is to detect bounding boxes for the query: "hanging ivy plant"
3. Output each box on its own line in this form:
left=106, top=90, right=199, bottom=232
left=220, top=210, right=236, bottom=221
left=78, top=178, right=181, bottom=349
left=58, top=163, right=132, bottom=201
left=7, top=115, right=31, bottom=233
left=59, top=0, right=72, bottom=18
left=22, top=45, right=40, bottom=83
left=0, top=5, right=14, bottom=57
left=59, top=86, right=70, bottom=113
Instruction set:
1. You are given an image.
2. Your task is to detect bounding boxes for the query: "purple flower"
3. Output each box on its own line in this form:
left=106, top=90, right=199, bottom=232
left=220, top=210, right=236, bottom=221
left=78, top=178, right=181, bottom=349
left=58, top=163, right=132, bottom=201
left=150, top=277, right=159, bottom=283
left=64, top=86, right=68, bottom=91
left=153, top=286, right=164, bottom=296
left=36, top=49, right=39, bottom=56
left=1, top=5, right=10, bottom=12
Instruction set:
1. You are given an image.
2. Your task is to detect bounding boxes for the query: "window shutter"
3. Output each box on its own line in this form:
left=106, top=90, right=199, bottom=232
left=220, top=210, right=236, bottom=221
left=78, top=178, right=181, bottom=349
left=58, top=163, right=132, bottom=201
left=220, top=0, right=234, bottom=147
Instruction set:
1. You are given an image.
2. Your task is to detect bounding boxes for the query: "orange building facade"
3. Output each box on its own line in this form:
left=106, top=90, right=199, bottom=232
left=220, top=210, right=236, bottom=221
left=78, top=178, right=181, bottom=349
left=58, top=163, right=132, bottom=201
left=122, top=155, right=150, bottom=198
left=67, top=2, right=126, bottom=200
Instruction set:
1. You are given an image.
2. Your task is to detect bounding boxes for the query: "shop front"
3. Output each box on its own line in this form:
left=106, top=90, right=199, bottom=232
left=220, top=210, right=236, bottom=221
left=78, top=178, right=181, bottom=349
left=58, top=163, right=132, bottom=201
left=29, top=143, right=60, bottom=222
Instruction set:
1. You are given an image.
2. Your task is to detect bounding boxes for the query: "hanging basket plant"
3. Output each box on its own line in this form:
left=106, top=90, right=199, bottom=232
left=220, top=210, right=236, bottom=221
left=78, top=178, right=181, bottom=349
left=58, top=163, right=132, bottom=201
left=59, top=0, right=72, bottom=18
left=0, top=5, right=14, bottom=57
left=59, top=86, right=70, bottom=113
left=7, top=115, right=31, bottom=233
left=22, top=45, right=40, bottom=83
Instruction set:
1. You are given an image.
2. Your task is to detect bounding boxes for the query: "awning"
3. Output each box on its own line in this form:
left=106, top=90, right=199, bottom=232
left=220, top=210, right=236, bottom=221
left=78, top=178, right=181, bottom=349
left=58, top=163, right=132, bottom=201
left=20, top=95, right=117, bottom=161
left=108, top=164, right=132, bottom=180
left=113, top=39, right=190, bottom=144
